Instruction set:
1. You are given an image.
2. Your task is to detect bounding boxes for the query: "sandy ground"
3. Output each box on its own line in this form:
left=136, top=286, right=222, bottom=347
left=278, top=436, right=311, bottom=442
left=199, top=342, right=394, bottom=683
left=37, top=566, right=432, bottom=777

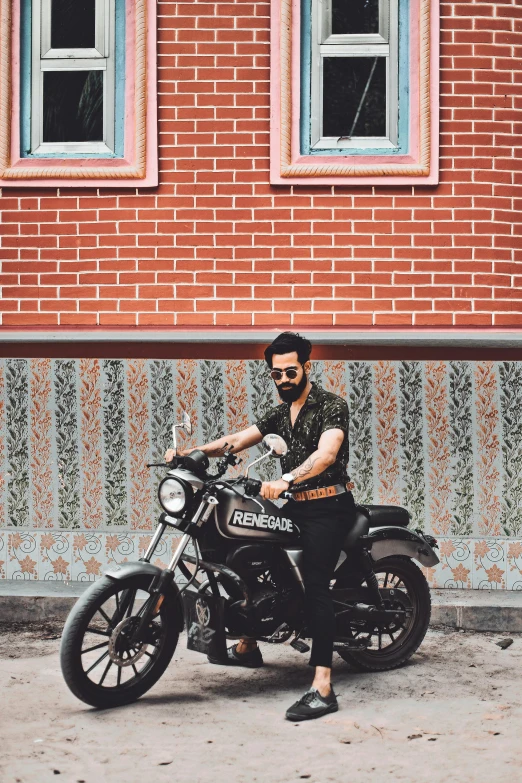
left=1, top=623, right=521, bottom=783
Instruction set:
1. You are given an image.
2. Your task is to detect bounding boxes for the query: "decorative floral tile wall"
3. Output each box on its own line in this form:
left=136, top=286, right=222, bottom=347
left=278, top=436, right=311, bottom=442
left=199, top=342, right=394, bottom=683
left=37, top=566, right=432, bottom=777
left=1, top=358, right=522, bottom=588
left=1, top=529, right=521, bottom=590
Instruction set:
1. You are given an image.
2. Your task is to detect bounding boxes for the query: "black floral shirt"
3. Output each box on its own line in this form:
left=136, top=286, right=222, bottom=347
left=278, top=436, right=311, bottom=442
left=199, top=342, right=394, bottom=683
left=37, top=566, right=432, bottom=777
left=255, top=382, right=350, bottom=491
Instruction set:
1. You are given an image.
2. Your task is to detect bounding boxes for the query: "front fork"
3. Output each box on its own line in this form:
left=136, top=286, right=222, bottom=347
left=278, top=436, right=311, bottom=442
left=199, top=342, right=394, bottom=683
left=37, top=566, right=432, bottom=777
left=129, top=499, right=216, bottom=643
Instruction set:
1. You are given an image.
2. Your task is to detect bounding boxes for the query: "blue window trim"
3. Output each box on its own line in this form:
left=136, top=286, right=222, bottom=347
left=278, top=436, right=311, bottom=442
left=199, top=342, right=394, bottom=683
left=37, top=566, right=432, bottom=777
left=300, top=0, right=409, bottom=157
left=20, top=0, right=126, bottom=159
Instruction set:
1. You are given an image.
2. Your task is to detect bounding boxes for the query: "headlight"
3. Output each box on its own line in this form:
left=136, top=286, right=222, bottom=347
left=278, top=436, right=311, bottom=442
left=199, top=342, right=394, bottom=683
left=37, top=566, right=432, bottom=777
left=158, top=476, right=190, bottom=516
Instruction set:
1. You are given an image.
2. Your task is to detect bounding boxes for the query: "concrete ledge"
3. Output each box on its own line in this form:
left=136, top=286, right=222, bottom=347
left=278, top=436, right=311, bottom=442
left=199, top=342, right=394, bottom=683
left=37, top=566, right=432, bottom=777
left=1, top=581, right=522, bottom=631
left=430, top=588, right=522, bottom=633
left=0, top=581, right=86, bottom=623
left=1, top=328, right=522, bottom=348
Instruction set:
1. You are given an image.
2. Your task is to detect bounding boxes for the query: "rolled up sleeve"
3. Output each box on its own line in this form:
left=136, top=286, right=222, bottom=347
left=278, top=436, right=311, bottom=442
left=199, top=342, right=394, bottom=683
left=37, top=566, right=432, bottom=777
left=319, top=398, right=349, bottom=438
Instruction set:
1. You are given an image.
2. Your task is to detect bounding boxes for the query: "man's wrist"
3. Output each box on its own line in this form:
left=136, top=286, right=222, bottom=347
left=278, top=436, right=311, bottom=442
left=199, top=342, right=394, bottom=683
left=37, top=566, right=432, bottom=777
left=281, top=472, right=295, bottom=487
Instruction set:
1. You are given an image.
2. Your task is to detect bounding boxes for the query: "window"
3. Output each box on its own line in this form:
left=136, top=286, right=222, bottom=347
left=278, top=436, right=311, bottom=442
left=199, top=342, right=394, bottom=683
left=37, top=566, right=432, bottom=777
left=310, top=0, right=398, bottom=151
left=30, top=0, right=117, bottom=156
left=270, top=0, right=439, bottom=185
left=0, top=0, right=158, bottom=187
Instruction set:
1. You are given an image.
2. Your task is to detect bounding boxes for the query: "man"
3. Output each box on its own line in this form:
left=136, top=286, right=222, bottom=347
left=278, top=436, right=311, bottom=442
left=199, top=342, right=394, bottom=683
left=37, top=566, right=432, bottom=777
left=165, top=331, right=356, bottom=721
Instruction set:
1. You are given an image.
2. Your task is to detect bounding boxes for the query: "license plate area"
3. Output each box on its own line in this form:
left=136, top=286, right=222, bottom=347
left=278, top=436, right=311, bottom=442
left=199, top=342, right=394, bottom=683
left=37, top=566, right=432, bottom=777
left=182, top=589, right=227, bottom=660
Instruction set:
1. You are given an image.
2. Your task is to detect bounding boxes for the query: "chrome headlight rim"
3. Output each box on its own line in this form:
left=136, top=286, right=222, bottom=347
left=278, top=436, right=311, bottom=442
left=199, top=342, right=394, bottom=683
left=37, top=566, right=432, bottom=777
left=158, top=475, right=192, bottom=517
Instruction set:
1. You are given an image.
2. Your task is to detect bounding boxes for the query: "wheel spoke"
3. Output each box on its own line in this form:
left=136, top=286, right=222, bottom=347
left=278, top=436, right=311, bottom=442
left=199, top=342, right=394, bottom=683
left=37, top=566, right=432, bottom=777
left=81, top=640, right=109, bottom=655
left=117, top=666, right=122, bottom=688
left=383, top=572, right=389, bottom=588
left=85, top=649, right=109, bottom=675
left=97, top=606, right=112, bottom=627
left=98, top=659, right=113, bottom=686
left=131, top=663, right=139, bottom=677
left=87, top=625, right=110, bottom=637
left=388, top=629, right=396, bottom=642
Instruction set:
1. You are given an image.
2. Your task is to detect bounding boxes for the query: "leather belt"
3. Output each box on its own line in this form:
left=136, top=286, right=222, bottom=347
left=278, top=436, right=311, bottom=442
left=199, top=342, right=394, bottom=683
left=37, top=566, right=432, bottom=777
left=292, top=481, right=355, bottom=502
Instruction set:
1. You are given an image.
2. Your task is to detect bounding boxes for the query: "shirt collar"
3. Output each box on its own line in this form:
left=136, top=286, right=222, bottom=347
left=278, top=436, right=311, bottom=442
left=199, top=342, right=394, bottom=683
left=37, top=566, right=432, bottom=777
left=297, top=381, right=321, bottom=409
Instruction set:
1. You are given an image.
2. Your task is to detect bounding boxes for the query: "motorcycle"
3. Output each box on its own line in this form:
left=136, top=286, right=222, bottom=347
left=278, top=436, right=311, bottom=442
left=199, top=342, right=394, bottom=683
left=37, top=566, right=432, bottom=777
left=60, top=412, right=440, bottom=708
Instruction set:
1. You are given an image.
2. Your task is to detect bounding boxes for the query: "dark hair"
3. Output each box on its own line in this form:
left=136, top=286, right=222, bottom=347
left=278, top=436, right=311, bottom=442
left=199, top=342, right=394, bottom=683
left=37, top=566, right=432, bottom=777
left=264, top=331, right=312, bottom=368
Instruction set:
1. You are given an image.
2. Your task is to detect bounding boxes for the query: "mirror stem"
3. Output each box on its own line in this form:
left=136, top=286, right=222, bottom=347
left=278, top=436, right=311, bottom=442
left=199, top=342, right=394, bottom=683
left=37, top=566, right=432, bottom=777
left=172, top=424, right=178, bottom=457
left=244, top=447, right=274, bottom=478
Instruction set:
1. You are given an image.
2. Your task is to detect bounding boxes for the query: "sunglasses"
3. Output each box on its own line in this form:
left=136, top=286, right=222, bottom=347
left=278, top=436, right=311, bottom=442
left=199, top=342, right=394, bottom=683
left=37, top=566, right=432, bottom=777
left=270, top=368, right=299, bottom=381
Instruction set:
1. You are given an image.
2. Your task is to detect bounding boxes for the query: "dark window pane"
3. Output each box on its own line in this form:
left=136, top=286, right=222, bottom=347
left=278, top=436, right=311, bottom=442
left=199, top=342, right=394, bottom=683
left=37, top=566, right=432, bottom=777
left=51, top=0, right=96, bottom=49
left=43, top=71, right=103, bottom=142
left=332, top=0, right=379, bottom=35
left=322, top=57, right=386, bottom=138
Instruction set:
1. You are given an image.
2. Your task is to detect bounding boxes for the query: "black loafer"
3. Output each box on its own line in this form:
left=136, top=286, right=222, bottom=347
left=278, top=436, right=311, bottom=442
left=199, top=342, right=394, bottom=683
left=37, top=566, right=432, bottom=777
left=207, top=644, right=264, bottom=668
left=285, top=688, right=338, bottom=721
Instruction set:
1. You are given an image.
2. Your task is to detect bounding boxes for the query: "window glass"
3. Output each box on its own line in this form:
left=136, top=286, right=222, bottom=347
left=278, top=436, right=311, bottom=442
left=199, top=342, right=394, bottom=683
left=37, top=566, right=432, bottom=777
left=322, top=56, right=386, bottom=137
left=43, top=71, right=103, bottom=141
left=331, top=0, right=379, bottom=36
left=51, top=0, right=96, bottom=49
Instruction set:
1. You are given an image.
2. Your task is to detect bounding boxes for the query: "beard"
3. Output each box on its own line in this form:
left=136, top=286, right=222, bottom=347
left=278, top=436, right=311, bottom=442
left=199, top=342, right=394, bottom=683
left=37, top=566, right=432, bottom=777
left=276, top=371, right=308, bottom=403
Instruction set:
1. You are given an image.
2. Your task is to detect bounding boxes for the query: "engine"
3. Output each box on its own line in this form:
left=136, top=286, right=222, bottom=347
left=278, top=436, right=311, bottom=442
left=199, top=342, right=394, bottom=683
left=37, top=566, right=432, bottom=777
left=222, top=544, right=303, bottom=638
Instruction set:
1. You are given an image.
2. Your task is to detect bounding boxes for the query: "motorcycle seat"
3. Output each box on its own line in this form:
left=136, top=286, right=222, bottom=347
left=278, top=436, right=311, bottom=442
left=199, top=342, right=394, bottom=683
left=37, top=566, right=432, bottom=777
left=342, top=509, right=370, bottom=550
left=357, top=504, right=411, bottom=528
left=342, top=504, right=411, bottom=551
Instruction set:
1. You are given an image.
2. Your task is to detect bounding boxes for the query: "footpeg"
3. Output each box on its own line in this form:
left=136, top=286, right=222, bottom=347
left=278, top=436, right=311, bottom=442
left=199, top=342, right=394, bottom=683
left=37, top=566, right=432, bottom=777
left=290, top=639, right=310, bottom=654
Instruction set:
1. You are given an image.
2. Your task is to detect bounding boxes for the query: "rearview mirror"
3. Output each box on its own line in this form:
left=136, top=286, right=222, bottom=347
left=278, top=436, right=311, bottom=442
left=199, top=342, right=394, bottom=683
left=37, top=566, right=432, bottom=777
left=172, top=410, right=193, bottom=454
left=262, top=433, right=288, bottom=457
left=244, top=433, right=288, bottom=478
left=182, top=410, right=192, bottom=436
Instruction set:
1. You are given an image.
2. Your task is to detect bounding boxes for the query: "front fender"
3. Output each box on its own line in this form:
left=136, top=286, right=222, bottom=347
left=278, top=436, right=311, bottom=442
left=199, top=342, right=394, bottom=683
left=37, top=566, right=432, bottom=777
left=368, top=527, right=440, bottom=568
left=104, top=561, right=185, bottom=632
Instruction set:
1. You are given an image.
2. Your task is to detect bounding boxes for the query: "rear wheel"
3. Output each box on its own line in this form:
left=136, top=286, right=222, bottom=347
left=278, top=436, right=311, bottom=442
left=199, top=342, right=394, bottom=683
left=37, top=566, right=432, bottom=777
left=60, top=575, right=179, bottom=708
left=337, top=556, right=431, bottom=672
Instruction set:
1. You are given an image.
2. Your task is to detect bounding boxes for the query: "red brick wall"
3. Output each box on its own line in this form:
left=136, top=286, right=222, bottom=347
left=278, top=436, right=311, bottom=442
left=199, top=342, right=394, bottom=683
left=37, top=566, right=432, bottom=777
left=0, top=1, right=521, bottom=328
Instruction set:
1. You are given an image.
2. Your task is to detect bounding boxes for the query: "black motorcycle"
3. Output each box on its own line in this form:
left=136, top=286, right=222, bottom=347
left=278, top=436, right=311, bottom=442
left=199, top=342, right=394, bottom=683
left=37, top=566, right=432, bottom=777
left=60, top=413, right=439, bottom=708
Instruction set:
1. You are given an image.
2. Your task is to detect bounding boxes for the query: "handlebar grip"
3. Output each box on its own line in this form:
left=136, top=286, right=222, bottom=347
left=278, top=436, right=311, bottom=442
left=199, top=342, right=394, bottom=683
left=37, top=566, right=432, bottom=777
left=244, top=478, right=262, bottom=496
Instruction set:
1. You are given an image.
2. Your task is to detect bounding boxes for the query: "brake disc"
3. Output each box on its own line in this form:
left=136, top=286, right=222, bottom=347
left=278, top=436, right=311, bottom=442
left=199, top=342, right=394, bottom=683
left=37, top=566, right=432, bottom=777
left=108, top=617, right=148, bottom=667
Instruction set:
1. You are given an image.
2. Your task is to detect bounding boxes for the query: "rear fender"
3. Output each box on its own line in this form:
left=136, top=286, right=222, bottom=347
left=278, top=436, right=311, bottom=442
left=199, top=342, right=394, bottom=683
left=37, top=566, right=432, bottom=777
left=367, top=527, right=440, bottom=568
left=104, top=561, right=184, bottom=632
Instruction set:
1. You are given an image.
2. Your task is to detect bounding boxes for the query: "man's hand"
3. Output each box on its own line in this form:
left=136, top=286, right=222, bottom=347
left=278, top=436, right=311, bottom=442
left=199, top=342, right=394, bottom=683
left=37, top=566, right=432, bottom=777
left=260, top=479, right=291, bottom=500
left=164, top=448, right=191, bottom=462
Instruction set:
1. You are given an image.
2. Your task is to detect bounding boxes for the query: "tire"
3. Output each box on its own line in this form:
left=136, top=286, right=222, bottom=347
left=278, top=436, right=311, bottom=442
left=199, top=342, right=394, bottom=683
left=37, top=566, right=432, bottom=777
left=337, top=556, right=431, bottom=672
left=60, top=575, right=179, bottom=708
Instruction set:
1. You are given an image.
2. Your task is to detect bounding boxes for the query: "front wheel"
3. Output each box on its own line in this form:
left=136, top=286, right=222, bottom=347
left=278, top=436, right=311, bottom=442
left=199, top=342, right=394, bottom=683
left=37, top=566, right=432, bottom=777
left=338, top=555, right=431, bottom=672
left=60, top=575, right=179, bottom=708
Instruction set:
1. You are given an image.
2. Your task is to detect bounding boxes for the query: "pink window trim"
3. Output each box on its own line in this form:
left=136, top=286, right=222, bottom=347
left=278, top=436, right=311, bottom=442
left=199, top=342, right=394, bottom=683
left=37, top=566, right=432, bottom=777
left=270, top=0, right=440, bottom=186
left=0, top=0, right=158, bottom=188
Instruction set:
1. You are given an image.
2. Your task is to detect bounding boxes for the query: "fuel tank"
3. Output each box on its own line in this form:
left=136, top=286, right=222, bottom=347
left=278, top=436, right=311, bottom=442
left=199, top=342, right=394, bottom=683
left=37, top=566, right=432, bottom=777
left=214, top=485, right=300, bottom=543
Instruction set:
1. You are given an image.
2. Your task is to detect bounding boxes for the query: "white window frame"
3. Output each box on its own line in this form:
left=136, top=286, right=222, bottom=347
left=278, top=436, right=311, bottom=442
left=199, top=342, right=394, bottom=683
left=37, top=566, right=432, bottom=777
left=31, top=0, right=116, bottom=155
left=311, top=0, right=398, bottom=150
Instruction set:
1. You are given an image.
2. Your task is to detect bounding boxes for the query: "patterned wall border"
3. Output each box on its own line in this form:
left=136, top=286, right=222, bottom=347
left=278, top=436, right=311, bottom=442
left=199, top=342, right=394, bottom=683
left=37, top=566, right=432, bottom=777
left=0, top=0, right=158, bottom=186
left=1, top=530, right=522, bottom=589
left=271, top=0, right=440, bottom=184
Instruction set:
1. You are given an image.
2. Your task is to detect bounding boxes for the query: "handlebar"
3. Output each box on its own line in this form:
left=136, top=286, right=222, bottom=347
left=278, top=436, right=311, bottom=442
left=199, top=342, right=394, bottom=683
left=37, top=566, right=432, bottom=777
left=243, top=477, right=293, bottom=501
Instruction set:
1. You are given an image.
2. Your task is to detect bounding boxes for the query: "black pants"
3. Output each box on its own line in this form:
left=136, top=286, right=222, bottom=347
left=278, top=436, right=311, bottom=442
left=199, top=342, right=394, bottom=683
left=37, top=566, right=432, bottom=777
left=287, top=492, right=356, bottom=669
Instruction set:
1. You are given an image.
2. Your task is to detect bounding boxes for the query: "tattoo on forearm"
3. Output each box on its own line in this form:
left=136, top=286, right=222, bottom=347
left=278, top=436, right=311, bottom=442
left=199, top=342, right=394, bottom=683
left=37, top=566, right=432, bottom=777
left=292, top=456, right=318, bottom=479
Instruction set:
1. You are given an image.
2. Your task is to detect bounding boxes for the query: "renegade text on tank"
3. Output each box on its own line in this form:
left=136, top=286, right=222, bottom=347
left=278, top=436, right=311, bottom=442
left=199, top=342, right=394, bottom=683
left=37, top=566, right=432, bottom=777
left=229, top=509, right=294, bottom=533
